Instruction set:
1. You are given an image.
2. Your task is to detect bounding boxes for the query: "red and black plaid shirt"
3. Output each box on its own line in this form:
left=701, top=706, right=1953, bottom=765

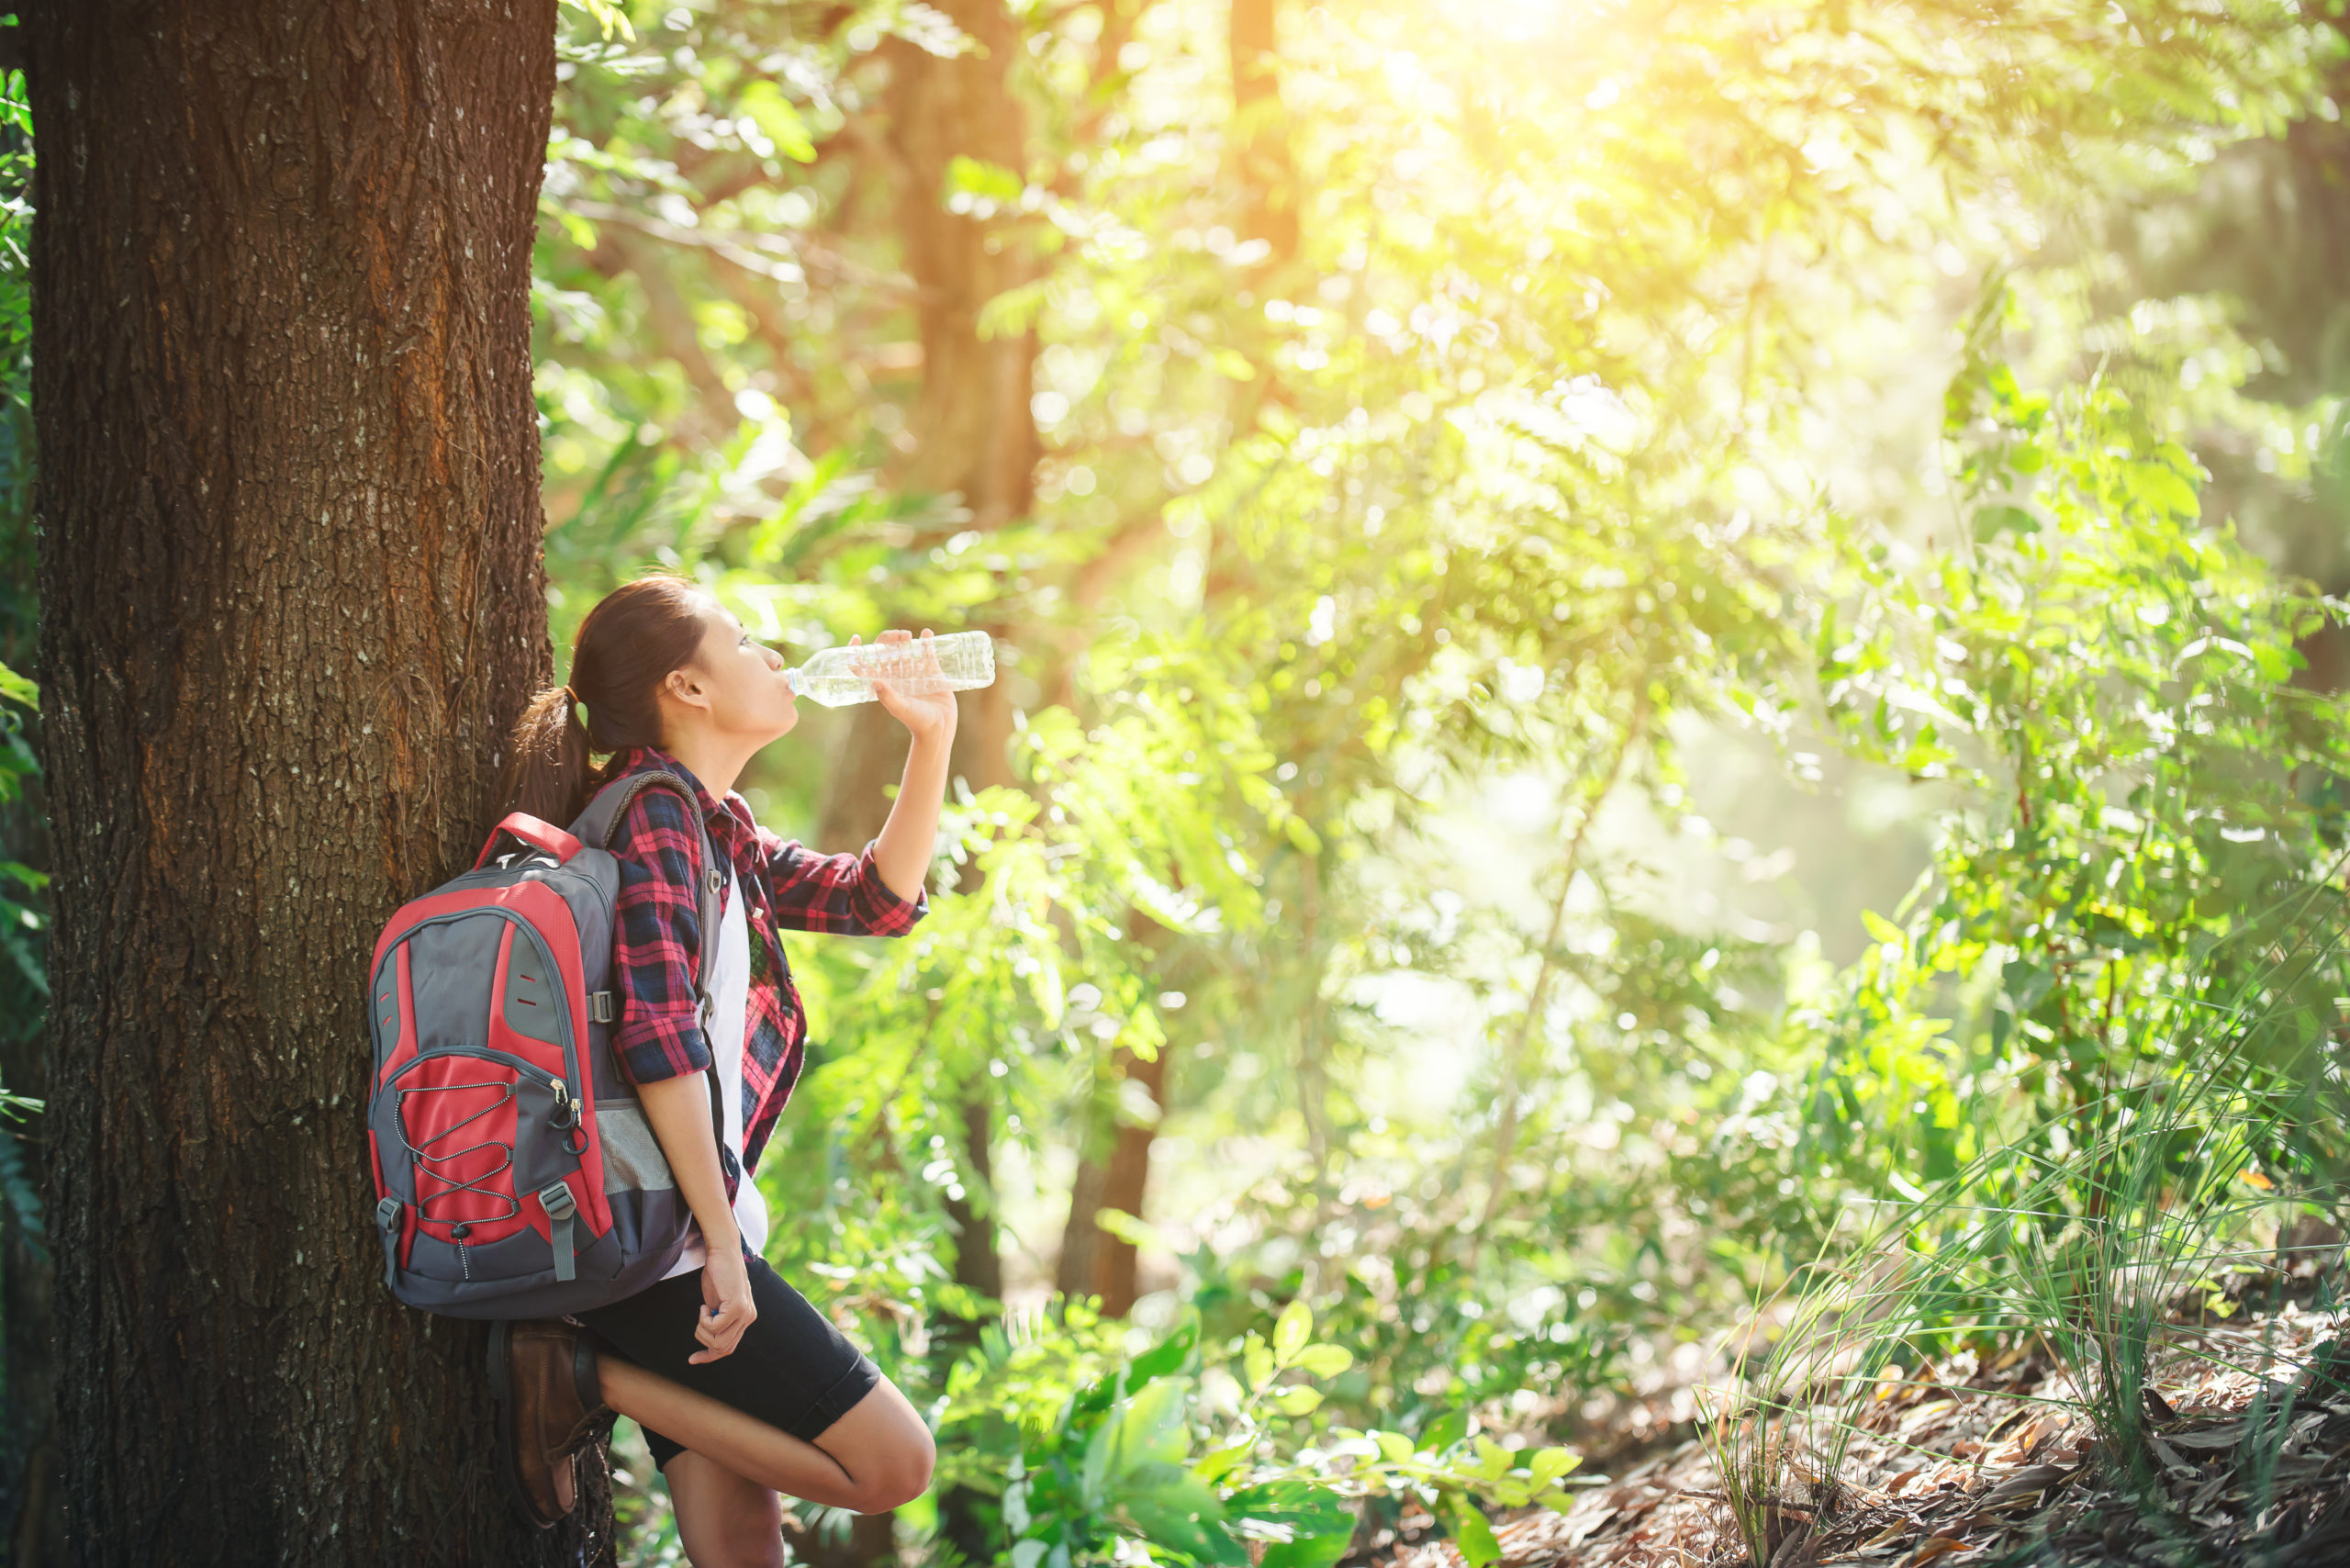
left=605, top=745, right=927, bottom=1199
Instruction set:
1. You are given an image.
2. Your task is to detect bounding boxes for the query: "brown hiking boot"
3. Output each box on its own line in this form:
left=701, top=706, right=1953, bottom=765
left=488, top=1318, right=609, bottom=1529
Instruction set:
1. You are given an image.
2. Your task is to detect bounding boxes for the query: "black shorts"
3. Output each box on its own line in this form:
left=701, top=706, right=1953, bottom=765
left=576, top=1251, right=882, bottom=1473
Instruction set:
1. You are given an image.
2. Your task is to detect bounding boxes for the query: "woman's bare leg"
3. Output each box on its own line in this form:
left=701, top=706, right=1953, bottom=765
left=599, top=1359, right=936, bottom=1515
left=666, top=1451, right=789, bottom=1568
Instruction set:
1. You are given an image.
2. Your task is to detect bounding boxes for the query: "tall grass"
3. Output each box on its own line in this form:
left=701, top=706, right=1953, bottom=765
left=1698, top=878, right=2350, bottom=1564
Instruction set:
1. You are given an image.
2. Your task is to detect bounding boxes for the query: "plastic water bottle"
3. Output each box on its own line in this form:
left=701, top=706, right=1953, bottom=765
left=786, top=630, right=998, bottom=708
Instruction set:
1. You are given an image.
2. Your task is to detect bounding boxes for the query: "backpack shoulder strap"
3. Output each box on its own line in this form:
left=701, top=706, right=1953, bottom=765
left=572, top=768, right=724, bottom=1024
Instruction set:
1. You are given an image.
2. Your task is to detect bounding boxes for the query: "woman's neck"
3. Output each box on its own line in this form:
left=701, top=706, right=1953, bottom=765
left=655, top=731, right=755, bottom=801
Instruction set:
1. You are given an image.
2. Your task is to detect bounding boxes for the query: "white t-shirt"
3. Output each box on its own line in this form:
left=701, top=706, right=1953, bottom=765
left=662, top=866, right=771, bottom=1278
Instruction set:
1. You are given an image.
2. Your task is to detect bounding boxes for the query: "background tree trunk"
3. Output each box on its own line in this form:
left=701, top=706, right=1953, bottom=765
left=1050, top=0, right=1302, bottom=1321
left=1229, top=0, right=1298, bottom=266
left=24, top=4, right=602, bottom=1562
left=1053, top=1038, right=1168, bottom=1317
left=806, top=8, right=1042, bottom=1562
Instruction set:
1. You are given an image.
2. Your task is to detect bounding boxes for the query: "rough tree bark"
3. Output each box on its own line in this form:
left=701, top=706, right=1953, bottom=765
left=0, top=769, right=60, bottom=1562
left=24, top=4, right=603, bottom=1562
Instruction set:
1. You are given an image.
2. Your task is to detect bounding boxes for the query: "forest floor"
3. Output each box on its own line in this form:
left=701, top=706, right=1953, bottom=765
left=1378, top=1301, right=2350, bottom=1567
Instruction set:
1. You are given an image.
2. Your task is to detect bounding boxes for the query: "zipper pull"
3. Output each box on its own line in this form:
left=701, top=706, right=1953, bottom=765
left=549, top=1076, right=579, bottom=1131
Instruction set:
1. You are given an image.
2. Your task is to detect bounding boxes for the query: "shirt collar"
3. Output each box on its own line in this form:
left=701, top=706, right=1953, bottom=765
left=611, top=745, right=757, bottom=859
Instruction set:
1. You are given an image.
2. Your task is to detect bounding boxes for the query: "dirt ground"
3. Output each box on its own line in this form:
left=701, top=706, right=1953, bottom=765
left=1379, top=1300, right=2350, bottom=1567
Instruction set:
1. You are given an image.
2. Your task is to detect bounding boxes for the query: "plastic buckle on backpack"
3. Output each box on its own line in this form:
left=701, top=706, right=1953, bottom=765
left=588, top=991, right=615, bottom=1024
left=539, top=1181, right=579, bottom=1284
left=374, top=1197, right=403, bottom=1290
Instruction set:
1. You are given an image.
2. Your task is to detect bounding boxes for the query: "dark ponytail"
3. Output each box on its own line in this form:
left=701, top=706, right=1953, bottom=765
left=493, top=573, right=715, bottom=827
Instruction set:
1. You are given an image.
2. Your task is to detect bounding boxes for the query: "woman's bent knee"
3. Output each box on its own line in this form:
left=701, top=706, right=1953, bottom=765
left=852, top=1428, right=936, bottom=1513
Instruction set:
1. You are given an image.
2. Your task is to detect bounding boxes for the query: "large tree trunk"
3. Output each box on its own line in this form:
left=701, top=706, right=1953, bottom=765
left=24, top=5, right=598, bottom=1562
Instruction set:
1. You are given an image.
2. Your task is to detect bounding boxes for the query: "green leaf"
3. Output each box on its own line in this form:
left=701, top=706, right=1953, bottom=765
left=1122, top=1472, right=1243, bottom=1566
left=1272, top=1298, right=1312, bottom=1363
left=2253, top=640, right=2298, bottom=682
left=1270, top=1385, right=1323, bottom=1416
left=0, top=660, right=33, bottom=710
left=1227, top=1476, right=1357, bottom=1568
left=1259, top=1532, right=1356, bottom=1568
left=1970, top=504, right=2039, bottom=542
left=1097, top=1205, right=1165, bottom=1250
left=1527, top=1447, right=1582, bottom=1490
left=1086, top=1378, right=1191, bottom=1504
left=1108, top=1378, right=1192, bottom=1473
left=1420, top=1409, right=1469, bottom=1452
left=1126, top=1318, right=1198, bottom=1385
left=946, top=154, right=1024, bottom=204
left=1190, top=1439, right=1254, bottom=1485
left=1438, top=1493, right=1501, bottom=1568
left=979, top=278, right=1053, bottom=342
left=2001, top=958, right=2055, bottom=1014
left=557, top=0, right=634, bottom=39
left=1860, top=909, right=1906, bottom=946
left=736, top=80, right=817, bottom=162
left=1243, top=1334, right=1276, bottom=1392
left=1292, top=1344, right=1353, bottom=1378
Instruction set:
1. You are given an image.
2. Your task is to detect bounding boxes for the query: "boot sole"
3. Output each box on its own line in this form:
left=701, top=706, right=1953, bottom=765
left=488, top=1319, right=561, bottom=1531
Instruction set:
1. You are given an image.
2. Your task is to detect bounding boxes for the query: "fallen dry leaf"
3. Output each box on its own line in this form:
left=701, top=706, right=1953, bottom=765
left=1898, top=1400, right=1960, bottom=1436
left=2164, top=1423, right=2245, bottom=1452
left=1901, top=1537, right=1972, bottom=1566
left=1984, top=1413, right=2056, bottom=1465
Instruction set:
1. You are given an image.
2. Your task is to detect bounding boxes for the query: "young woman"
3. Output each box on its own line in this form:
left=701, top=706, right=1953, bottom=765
left=487, top=574, right=949, bottom=1567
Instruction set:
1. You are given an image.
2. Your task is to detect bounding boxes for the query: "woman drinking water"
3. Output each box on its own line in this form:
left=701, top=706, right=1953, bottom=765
left=486, top=573, right=950, bottom=1567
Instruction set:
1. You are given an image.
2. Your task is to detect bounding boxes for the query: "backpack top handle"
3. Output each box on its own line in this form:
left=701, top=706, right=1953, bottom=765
left=474, top=812, right=584, bottom=870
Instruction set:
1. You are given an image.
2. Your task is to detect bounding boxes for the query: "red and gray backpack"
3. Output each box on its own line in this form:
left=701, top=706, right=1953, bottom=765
left=364, top=767, right=721, bottom=1319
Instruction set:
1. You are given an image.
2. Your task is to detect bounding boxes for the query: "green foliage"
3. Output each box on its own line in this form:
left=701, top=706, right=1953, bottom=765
left=968, top=1301, right=1579, bottom=1568
left=1707, top=897, right=2350, bottom=1552
left=518, top=5, right=2350, bottom=1556
left=6, top=0, right=2350, bottom=1561
left=1796, top=301, right=2350, bottom=1235
left=0, top=52, right=42, bottom=1158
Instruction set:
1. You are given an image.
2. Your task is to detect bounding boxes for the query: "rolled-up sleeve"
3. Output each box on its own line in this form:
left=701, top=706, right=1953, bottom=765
left=610, top=789, right=715, bottom=1083
left=754, top=825, right=928, bottom=936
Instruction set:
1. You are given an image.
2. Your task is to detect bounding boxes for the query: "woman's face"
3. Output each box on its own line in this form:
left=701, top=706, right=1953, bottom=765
left=677, top=597, right=797, bottom=742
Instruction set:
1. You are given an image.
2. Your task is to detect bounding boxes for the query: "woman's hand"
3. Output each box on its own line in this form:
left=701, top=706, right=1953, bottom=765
left=853, top=629, right=958, bottom=747
left=635, top=1074, right=759, bottom=1362
left=690, top=1242, right=758, bottom=1364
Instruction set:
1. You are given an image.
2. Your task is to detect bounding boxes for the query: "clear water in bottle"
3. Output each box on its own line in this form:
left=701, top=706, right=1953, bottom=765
left=786, top=630, right=998, bottom=708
